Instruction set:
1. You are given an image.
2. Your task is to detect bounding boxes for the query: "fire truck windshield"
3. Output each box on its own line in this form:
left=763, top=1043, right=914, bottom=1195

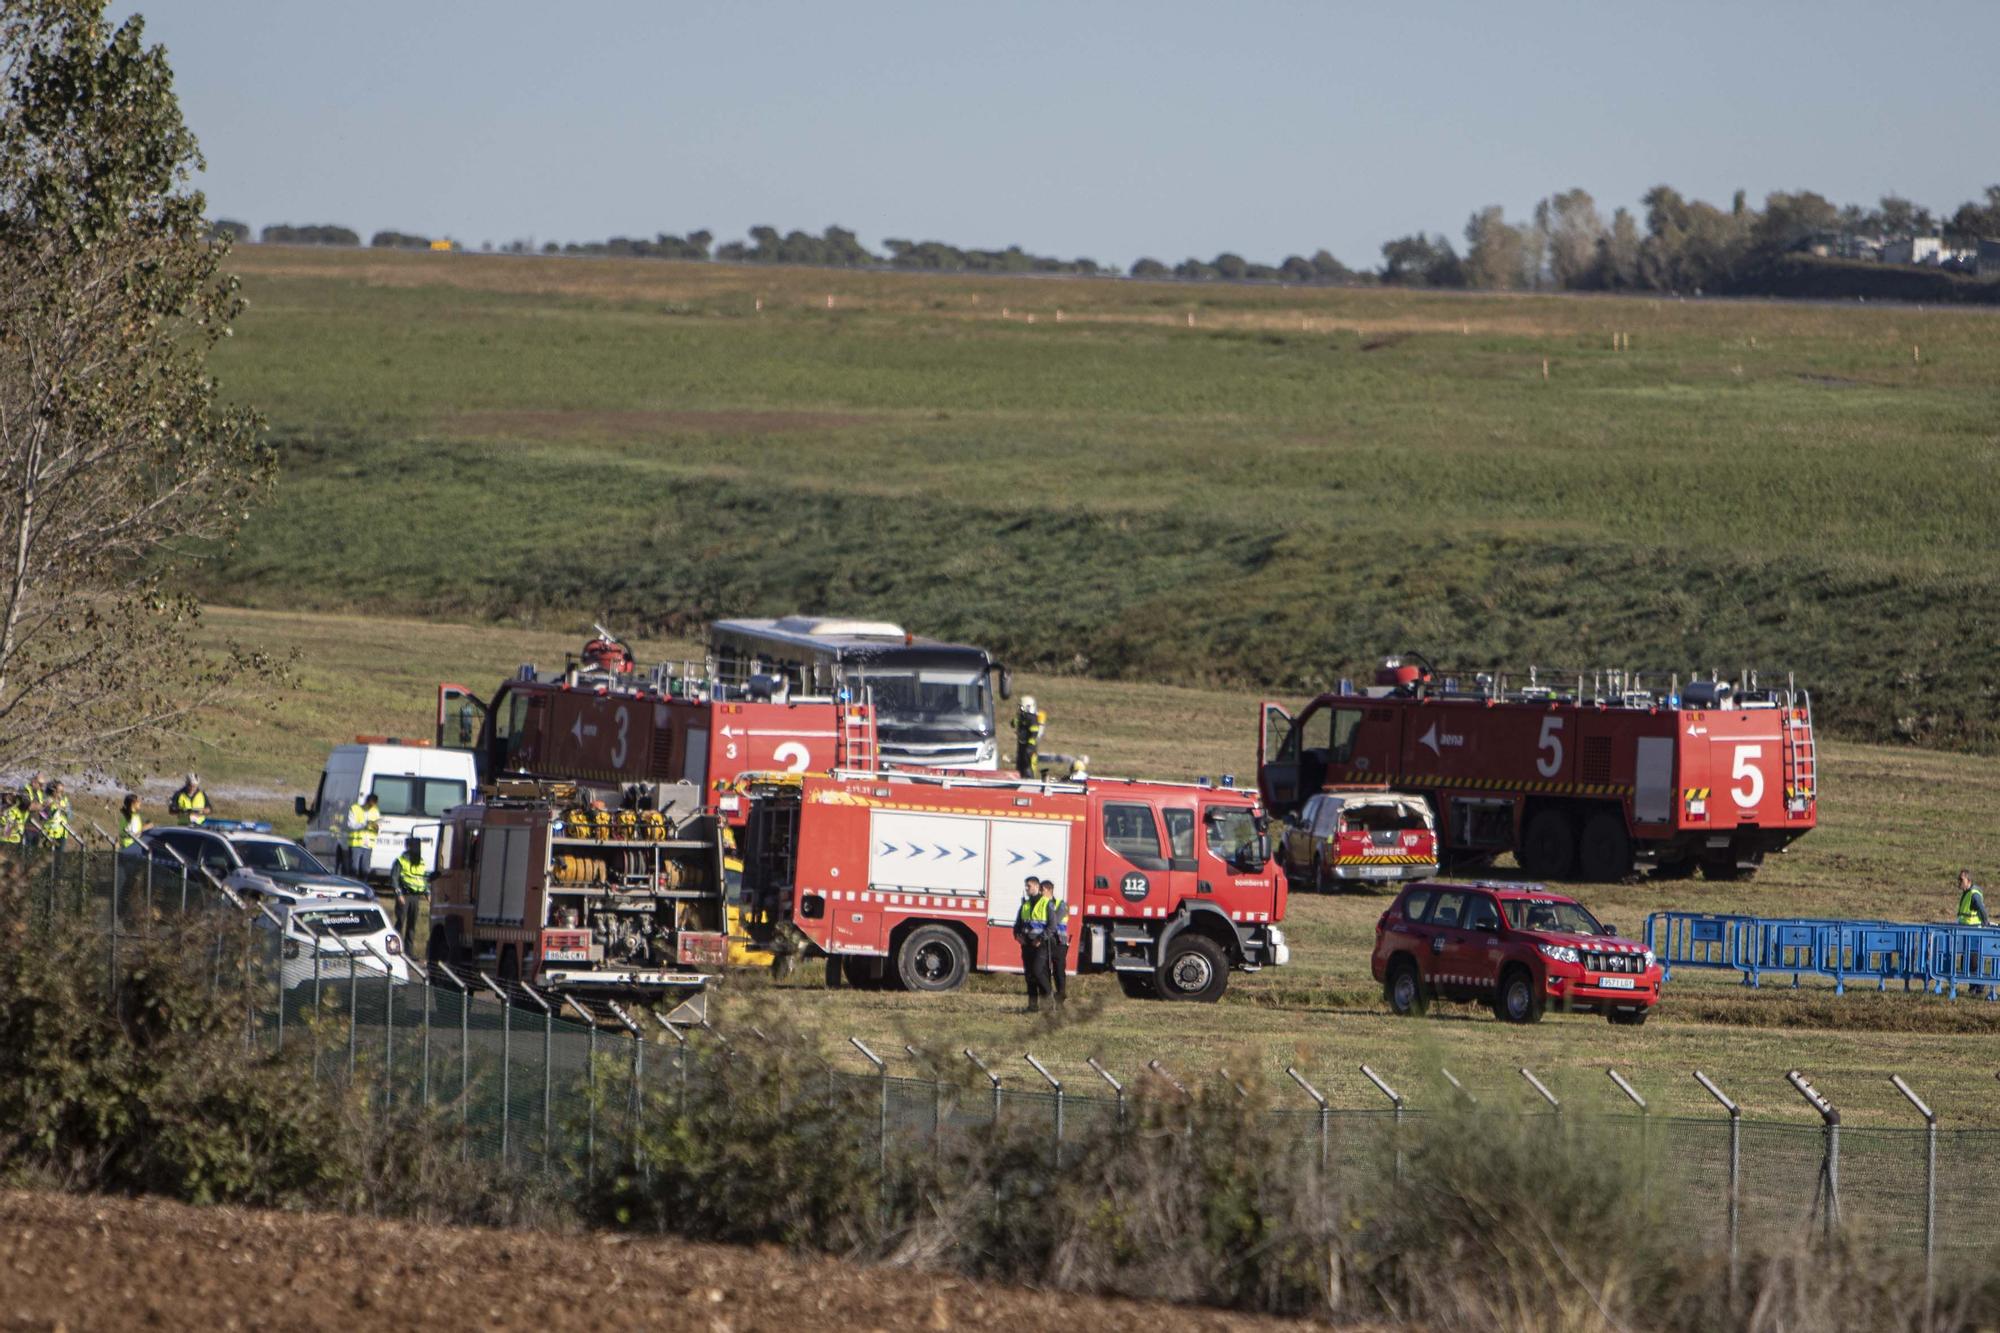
left=1204, top=807, right=1261, bottom=863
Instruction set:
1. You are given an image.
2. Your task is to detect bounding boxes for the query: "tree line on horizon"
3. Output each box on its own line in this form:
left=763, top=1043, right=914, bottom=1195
left=209, top=182, right=2000, bottom=296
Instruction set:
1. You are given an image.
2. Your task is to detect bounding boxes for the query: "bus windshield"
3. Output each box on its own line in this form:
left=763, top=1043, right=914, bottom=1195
left=849, top=664, right=991, bottom=732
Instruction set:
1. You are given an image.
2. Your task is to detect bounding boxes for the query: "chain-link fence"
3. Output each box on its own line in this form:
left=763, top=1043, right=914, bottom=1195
left=20, top=837, right=1999, bottom=1291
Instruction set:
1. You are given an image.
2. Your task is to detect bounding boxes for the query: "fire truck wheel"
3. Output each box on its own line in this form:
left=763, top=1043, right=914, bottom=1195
left=841, top=956, right=890, bottom=990
left=1495, top=966, right=1543, bottom=1024
left=895, top=925, right=970, bottom=993
left=1607, top=1007, right=1650, bottom=1027
left=1117, top=971, right=1158, bottom=999
left=1385, top=957, right=1427, bottom=1017
left=1576, top=813, right=1633, bottom=882
left=426, top=924, right=447, bottom=965
left=1518, top=810, right=1577, bottom=880
left=1156, top=934, right=1229, bottom=1003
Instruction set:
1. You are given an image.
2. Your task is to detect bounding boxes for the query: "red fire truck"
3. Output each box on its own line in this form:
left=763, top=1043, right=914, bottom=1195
left=435, top=629, right=876, bottom=821
left=737, top=769, right=1290, bottom=1001
left=1258, top=655, right=1818, bottom=882
left=426, top=778, right=724, bottom=995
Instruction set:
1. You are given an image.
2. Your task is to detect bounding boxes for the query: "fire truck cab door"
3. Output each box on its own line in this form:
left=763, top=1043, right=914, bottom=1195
left=1161, top=805, right=1200, bottom=903
left=1092, top=799, right=1170, bottom=917
left=436, top=683, right=486, bottom=760
left=1258, top=701, right=1298, bottom=815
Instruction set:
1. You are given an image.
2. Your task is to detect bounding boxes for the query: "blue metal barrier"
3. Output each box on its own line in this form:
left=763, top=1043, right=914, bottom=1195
left=1645, top=912, right=2000, bottom=998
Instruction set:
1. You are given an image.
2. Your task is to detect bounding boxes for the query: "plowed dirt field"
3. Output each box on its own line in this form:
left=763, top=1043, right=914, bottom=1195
left=0, top=1191, right=1312, bottom=1331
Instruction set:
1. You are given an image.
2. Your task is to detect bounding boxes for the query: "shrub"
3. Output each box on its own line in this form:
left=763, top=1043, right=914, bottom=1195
left=0, top=868, right=353, bottom=1205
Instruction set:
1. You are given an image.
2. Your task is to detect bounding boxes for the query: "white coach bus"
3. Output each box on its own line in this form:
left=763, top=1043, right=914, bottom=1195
left=707, top=616, right=1009, bottom=771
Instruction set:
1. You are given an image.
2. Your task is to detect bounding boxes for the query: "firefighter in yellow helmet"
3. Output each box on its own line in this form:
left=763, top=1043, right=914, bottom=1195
left=1014, top=696, right=1046, bottom=778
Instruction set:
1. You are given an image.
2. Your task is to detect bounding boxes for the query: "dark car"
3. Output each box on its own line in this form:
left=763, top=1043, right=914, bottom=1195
left=139, top=828, right=373, bottom=903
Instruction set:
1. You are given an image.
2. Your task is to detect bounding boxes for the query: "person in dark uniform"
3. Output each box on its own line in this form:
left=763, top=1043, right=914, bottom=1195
left=1013, top=876, right=1051, bottom=1012
left=1042, top=877, right=1068, bottom=1005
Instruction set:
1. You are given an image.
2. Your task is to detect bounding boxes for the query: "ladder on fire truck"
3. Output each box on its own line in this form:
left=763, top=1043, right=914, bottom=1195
left=835, top=691, right=879, bottom=773
left=1782, top=690, right=1818, bottom=804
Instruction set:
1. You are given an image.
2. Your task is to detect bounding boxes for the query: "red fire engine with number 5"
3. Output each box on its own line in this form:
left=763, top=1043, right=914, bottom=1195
left=1260, top=654, right=1817, bottom=882
left=739, top=770, right=1289, bottom=1001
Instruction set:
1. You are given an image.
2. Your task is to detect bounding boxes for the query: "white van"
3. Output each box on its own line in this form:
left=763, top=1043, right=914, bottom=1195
left=296, top=740, right=478, bottom=883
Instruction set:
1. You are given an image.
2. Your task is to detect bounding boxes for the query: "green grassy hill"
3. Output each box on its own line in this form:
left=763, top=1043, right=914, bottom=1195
left=208, top=247, right=2000, bottom=749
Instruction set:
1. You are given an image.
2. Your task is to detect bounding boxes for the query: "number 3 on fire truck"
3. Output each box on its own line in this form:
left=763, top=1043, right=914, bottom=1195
left=1536, top=716, right=1563, bottom=777
left=611, top=707, right=629, bottom=768
left=1731, top=745, right=1764, bottom=807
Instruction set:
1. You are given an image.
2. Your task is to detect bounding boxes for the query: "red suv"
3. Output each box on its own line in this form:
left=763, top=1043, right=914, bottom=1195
left=1371, top=880, right=1662, bottom=1025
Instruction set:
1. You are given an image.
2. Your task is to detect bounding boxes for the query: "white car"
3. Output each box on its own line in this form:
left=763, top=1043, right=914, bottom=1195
left=256, top=893, right=412, bottom=990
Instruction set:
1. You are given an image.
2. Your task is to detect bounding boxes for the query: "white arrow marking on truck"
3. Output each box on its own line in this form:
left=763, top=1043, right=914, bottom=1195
left=1420, top=723, right=1439, bottom=755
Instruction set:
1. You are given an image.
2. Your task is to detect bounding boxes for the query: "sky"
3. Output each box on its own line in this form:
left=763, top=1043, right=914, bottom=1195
left=121, top=0, right=2000, bottom=270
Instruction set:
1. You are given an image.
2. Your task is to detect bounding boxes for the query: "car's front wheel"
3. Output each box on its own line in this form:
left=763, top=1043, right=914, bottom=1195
left=1495, top=966, right=1544, bottom=1024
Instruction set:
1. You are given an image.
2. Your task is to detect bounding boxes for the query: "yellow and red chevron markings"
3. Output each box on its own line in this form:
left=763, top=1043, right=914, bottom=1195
left=1342, top=769, right=1633, bottom=797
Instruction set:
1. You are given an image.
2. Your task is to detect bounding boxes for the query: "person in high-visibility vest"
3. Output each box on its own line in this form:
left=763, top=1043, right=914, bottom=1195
left=1013, top=876, right=1053, bottom=1012
left=114, top=793, right=145, bottom=900
left=342, top=794, right=380, bottom=878
left=170, top=773, right=208, bottom=826
left=1041, top=877, right=1069, bottom=1006
left=39, top=779, right=70, bottom=879
left=118, top=793, right=145, bottom=849
left=22, top=772, right=45, bottom=849
left=1014, top=697, right=1046, bottom=778
left=390, top=835, right=428, bottom=945
left=1958, top=870, right=1989, bottom=926
left=0, top=793, right=27, bottom=848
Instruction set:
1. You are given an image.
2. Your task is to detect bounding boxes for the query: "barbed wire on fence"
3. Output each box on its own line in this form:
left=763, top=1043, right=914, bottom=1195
left=16, top=836, right=1998, bottom=1287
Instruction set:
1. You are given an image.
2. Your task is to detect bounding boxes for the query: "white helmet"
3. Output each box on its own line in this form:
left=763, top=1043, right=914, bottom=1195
left=1021, top=695, right=1037, bottom=713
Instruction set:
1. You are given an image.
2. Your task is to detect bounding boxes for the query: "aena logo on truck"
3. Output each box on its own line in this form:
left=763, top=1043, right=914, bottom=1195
left=1418, top=723, right=1465, bottom=754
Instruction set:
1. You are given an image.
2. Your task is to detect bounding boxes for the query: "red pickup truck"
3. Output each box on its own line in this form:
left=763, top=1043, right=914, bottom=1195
left=1371, top=880, right=1662, bottom=1025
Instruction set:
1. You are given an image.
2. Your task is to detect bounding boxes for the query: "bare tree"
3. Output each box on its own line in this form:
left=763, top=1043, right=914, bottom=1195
left=0, top=2, right=280, bottom=777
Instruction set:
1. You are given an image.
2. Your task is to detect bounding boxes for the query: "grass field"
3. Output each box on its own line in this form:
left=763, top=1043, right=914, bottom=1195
left=121, top=606, right=2000, bottom=1129
left=204, top=247, right=2000, bottom=749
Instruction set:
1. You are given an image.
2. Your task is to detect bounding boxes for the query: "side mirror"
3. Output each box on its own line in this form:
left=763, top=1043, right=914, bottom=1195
left=997, top=666, right=1013, bottom=701
left=1600, top=923, right=1620, bottom=937
left=294, top=796, right=310, bottom=818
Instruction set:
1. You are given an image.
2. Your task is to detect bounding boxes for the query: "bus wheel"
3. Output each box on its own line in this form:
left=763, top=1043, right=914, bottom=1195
left=1156, top=934, right=1228, bottom=1003
left=895, top=925, right=970, bottom=993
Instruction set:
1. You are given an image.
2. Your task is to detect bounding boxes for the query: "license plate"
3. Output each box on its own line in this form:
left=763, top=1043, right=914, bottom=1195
left=1597, top=976, right=1636, bottom=990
